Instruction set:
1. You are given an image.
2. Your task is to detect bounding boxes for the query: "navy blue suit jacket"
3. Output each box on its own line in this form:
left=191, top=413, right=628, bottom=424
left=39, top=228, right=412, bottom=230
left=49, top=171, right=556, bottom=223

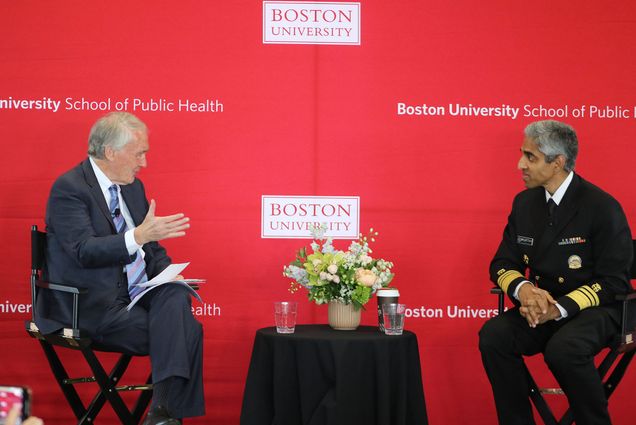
left=36, top=159, right=171, bottom=335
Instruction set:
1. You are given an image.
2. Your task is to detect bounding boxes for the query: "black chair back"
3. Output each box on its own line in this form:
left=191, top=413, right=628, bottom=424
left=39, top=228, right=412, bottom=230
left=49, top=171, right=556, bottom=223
left=30, top=225, right=47, bottom=322
left=31, top=224, right=46, bottom=271
left=631, top=239, right=636, bottom=280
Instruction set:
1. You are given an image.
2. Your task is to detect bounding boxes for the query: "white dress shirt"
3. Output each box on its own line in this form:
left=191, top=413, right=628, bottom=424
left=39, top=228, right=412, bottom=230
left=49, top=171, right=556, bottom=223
left=89, top=157, right=144, bottom=258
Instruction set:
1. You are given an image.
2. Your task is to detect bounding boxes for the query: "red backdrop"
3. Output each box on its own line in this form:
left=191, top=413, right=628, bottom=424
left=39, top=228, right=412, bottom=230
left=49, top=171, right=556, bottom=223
left=2, top=1, right=636, bottom=423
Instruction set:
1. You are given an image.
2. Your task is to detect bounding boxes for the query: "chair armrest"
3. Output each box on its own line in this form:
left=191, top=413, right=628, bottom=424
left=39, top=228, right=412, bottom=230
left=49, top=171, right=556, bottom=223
left=35, top=279, right=87, bottom=294
left=33, top=279, right=87, bottom=332
left=616, top=292, right=636, bottom=302
left=490, top=287, right=505, bottom=314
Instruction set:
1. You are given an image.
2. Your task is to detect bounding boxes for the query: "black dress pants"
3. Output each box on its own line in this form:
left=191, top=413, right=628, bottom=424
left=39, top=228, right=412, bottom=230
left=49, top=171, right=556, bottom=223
left=92, top=283, right=205, bottom=419
left=478, top=306, right=620, bottom=425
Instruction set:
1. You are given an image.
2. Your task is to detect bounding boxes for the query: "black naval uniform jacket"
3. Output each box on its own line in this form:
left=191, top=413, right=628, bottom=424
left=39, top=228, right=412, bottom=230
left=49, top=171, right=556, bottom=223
left=491, top=173, right=633, bottom=317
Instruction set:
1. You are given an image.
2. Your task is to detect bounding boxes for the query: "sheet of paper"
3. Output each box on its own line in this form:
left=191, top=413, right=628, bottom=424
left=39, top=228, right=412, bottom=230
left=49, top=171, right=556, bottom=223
left=126, top=262, right=203, bottom=311
left=127, top=280, right=202, bottom=311
left=137, top=262, right=190, bottom=288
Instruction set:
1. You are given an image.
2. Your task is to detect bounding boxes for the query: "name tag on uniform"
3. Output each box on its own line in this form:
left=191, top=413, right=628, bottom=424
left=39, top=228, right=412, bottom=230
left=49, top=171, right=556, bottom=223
left=517, top=235, right=534, bottom=246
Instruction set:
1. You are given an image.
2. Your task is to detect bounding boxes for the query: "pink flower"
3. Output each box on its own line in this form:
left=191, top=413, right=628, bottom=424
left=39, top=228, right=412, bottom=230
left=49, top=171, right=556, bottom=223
left=355, top=269, right=378, bottom=287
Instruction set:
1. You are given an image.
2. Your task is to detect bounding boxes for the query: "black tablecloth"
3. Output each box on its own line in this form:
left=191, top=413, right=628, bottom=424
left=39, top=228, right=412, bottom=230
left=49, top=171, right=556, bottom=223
left=240, top=325, right=428, bottom=425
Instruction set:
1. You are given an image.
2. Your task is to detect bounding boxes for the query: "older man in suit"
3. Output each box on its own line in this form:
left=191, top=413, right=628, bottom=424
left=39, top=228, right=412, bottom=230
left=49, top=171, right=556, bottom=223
left=479, top=120, right=633, bottom=425
left=36, top=112, right=204, bottom=424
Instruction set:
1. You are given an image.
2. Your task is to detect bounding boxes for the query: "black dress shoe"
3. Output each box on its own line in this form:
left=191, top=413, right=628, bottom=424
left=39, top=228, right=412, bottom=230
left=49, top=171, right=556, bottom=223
left=142, top=406, right=182, bottom=425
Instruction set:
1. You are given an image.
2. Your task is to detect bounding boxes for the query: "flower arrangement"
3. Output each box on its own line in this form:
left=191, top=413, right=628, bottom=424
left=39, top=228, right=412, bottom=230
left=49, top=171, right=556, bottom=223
left=283, top=225, right=394, bottom=310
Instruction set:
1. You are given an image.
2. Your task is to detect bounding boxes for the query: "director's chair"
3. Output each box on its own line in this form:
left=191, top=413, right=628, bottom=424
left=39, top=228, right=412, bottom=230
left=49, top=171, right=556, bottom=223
left=25, top=225, right=153, bottom=424
left=490, top=240, right=636, bottom=425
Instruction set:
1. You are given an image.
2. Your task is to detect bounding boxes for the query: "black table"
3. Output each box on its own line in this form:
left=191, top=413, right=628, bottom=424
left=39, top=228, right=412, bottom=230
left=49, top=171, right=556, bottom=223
left=240, top=325, right=428, bottom=425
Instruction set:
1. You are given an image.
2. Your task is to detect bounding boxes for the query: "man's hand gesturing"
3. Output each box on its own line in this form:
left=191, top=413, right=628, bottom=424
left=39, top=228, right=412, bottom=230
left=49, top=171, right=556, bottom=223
left=134, top=199, right=190, bottom=245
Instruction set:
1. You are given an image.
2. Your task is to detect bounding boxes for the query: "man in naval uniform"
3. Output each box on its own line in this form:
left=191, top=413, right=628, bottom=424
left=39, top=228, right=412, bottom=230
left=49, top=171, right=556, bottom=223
left=479, top=120, right=633, bottom=425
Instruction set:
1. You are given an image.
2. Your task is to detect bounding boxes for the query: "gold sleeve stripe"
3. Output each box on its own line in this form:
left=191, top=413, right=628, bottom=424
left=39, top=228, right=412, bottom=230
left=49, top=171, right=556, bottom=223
left=580, top=285, right=600, bottom=306
left=566, top=285, right=600, bottom=310
left=582, top=286, right=597, bottom=306
left=497, top=270, right=524, bottom=293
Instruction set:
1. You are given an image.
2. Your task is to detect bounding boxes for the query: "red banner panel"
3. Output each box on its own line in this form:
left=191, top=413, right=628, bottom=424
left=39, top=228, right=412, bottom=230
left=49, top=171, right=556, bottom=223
left=1, top=1, right=636, bottom=424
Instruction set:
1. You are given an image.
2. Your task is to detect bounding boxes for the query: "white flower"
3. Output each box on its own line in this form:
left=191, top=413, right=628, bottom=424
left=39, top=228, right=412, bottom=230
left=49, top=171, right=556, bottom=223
left=310, top=223, right=328, bottom=239
left=283, top=265, right=309, bottom=286
left=327, top=264, right=338, bottom=274
left=321, top=238, right=336, bottom=254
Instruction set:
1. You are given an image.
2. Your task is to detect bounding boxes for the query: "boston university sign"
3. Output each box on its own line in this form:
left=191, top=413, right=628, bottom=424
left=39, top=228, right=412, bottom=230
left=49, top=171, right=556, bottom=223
left=261, top=195, right=360, bottom=238
left=263, top=1, right=361, bottom=45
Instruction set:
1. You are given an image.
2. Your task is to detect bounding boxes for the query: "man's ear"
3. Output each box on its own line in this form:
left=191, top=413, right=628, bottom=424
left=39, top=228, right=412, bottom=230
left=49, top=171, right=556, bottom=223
left=104, top=145, right=115, bottom=161
left=554, top=154, right=566, bottom=171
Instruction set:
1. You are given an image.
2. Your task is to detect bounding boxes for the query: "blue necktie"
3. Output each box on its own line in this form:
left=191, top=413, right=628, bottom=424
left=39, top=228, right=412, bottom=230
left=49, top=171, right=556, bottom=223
left=108, top=185, right=148, bottom=299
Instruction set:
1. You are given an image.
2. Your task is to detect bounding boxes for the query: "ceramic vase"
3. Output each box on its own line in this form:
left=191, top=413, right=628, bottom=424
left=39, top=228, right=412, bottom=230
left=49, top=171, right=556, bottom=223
left=328, top=300, right=361, bottom=330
